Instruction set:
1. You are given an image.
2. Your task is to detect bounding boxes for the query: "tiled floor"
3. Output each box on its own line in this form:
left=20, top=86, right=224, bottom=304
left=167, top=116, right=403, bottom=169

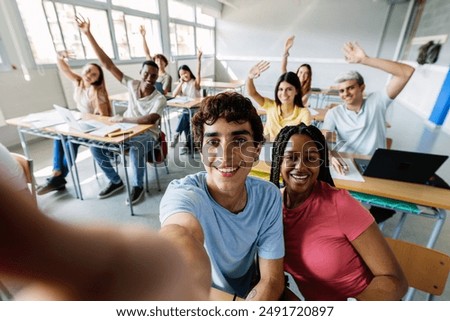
left=7, top=102, right=450, bottom=300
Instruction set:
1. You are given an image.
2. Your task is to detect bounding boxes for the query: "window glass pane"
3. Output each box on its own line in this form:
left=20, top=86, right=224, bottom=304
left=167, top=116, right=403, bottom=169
left=196, top=27, right=214, bottom=55
left=75, top=7, right=114, bottom=60
left=112, top=0, right=159, bottom=14
left=169, top=23, right=195, bottom=56
left=112, top=10, right=130, bottom=60
left=124, top=16, right=162, bottom=59
left=196, top=7, right=215, bottom=27
left=168, top=0, right=194, bottom=22
left=17, top=0, right=55, bottom=64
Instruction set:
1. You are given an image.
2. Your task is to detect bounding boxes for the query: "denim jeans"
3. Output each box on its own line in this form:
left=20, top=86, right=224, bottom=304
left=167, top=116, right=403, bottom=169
left=90, top=131, right=156, bottom=188
left=53, top=140, right=80, bottom=178
left=175, top=108, right=198, bottom=143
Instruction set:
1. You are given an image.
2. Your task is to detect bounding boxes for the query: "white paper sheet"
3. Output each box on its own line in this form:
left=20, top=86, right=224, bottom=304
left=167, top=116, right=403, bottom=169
left=330, top=158, right=365, bottom=182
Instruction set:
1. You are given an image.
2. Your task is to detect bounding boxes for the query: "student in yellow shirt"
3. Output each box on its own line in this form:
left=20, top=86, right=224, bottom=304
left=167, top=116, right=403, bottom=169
left=246, top=61, right=311, bottom=141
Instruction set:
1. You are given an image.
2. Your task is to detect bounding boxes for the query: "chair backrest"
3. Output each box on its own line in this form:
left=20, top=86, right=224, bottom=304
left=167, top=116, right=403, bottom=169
left=385, top=238, right=450, bottom=298
left=10, top=152, right=37, bottom=202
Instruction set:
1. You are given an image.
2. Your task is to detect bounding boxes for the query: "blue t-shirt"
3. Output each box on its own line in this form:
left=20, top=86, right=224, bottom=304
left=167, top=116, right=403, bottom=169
left=160, top=172, right=284, bottom=297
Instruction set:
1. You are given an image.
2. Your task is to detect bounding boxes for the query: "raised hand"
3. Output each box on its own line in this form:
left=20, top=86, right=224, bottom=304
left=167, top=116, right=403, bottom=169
left=342, top=42, right=368, bottom=64
left=248, top=61, right=270, bottom=79
left=284, top=35, right=295, bottom=53
left=139, top=25, right=146, bottom=37
left=57, top=50, right=76, bottom=60
left=75, top=14, right=91, bottom=35
left=197, top=49, right=203, bottom=60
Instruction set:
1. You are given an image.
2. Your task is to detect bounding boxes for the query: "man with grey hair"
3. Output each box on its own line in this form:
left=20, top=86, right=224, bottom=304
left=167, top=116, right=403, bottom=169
left=322, top=42, right=415, bottom=223
left=322, top=42, right=414, bottom=167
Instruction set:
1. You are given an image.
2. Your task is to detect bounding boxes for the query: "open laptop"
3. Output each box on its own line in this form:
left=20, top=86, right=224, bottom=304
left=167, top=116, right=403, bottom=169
left=53, top=104, right=103, bottom=133
left=354, top=148, right=448, bottom=185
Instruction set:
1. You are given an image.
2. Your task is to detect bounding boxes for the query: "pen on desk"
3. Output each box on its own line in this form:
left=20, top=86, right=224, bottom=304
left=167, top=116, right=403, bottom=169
left=108, top=129, right=134, bottom=137
left=337, top=157, right=349, bottom=173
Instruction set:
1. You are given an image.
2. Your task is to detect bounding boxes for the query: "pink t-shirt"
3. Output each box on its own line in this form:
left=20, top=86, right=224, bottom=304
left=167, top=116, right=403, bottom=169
left=283, top=181, right=374, bottom=300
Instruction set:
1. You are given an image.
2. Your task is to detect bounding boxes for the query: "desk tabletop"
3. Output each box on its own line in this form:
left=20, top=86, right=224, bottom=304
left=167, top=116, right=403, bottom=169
left=201, top=80, right=245, bottom=89
left=251, top=158, right=450, bottom=210
left=166, top=97, right=203, bottom=109
left=7, top=111, right=154, bottom=144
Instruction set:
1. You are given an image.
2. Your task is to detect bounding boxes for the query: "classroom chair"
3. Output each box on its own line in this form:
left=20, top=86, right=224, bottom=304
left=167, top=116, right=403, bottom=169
left=385, top=237, right=450, bottom=300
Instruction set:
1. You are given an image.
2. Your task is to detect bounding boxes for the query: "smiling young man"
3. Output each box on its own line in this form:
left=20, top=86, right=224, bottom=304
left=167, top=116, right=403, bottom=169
left=322, top=42, right=415, bottom=171
left=321, top=42, right=415, bottom=224
left=77, top=16, right=166, bottom=205
left=159, top=92, right=285, bottom=300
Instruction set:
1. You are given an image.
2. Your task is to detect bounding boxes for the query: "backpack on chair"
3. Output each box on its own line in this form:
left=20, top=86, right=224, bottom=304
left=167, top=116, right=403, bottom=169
left=147, top=131, right=168, bottom=163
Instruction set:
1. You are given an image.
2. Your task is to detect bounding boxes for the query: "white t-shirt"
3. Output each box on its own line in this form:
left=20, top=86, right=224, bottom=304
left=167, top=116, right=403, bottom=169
left=322, top=91, right=392, bottom=155
left=121, top=75, right=167, bottom=138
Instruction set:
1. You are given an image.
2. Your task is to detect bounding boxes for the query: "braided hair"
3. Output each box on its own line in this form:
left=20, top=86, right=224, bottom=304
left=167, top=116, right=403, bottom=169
left=269, top=123, right=334, bottom=188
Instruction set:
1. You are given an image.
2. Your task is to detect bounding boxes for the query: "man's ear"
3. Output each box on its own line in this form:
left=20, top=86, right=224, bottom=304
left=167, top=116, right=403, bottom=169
left=360, top=83, right=366, bottom=93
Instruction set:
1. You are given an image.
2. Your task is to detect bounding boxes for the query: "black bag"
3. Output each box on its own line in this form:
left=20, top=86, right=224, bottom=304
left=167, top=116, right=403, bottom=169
left=417, top=41, right=441, bottom=65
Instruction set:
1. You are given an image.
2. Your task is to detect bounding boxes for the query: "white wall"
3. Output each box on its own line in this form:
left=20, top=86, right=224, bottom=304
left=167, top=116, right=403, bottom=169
left=215, top=0, right=411, bottom=95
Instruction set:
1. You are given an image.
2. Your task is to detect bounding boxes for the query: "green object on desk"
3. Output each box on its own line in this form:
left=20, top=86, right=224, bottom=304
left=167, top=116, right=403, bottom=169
left=349, top=191, right=421, bottom=214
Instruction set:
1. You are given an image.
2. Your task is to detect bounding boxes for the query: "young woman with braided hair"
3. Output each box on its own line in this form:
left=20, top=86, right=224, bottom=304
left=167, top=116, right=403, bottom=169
left=270, top=123, right=407, bottom=301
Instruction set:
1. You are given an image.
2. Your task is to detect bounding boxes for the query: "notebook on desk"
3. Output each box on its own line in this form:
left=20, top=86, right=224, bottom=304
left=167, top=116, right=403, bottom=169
left=53, top=104, right=103, bottom=133
left=354, top=148, right=448, bottom=185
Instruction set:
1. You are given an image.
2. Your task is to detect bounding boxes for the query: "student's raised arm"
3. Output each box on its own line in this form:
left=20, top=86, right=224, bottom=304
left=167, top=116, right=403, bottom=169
left=139, top=25, right=152, bottom=61
left=246, top=61, right=270, bottom=107
left=56, top=50, right=81, bottom=83
left=343, top=42, right=415, bottom=99
left=195, top=49, right=202, bottom=91
left=281, top=35, right=295, bottom=74
left=76, top=15, right=124, bottom=82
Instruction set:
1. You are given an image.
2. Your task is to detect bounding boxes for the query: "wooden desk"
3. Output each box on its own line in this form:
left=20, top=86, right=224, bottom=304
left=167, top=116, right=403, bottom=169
left=7, top=110, right=153, bottom=215
left=251, top=156, right=450, bottom=248
left=201, top=80, right=245, bottom=95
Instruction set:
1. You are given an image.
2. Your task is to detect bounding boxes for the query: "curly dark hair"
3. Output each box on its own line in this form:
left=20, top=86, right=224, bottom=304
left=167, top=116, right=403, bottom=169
left=269, top=123, right=334, bottom=188
left=192, top=92, right=265, bottom=147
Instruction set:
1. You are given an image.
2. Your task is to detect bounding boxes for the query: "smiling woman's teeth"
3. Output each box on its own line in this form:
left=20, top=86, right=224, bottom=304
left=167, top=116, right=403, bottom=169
left=218, top=167, right=237, bottom=173
left=291, top=174, right=308, bottom=180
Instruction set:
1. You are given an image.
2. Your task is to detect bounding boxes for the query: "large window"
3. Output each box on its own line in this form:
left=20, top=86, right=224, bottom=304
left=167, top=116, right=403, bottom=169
left=16, top=0, right=161, bottom=64
left=13, top=0, right=215, bottom=66
left=168, top=0, right=215, bottom=57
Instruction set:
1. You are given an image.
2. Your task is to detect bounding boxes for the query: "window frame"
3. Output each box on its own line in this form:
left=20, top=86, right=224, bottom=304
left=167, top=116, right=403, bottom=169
left=16, top=0, right=163, bottom=67
left=168, top=2, right=215, bottom=59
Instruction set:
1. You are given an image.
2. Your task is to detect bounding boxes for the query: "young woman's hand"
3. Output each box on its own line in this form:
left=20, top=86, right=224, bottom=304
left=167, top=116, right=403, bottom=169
left=284, top=35, right=295, bottom=54
left=57, top=50, right=75, bottom=60
left=248, top=61, right=270, bottom=79
left=197, top=49, right=203, bottom=60
left=75, top=14, right=91, bottom=35
left=139, top=25, right=146, bottom=37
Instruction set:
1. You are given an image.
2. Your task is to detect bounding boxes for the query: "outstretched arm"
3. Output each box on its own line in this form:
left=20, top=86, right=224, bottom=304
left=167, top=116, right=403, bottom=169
left=195, top=49, right=202, bottom=91
left=0, top=177, right=206, bottom=300
left=160, top=213, right=212, bottom=299
left=246, top=60, right=271, bottom=106
left=139, top=25, right=152, bottom=61
left=281, top=35, right=295, bottom=74
left=76, top=15, right=124, bottom=82
left=343, top=42, right=415, bottom=99
left=56, top=50, right=81, bottom=83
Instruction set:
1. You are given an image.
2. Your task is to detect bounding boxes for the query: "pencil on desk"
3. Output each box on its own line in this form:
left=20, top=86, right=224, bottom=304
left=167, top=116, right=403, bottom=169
left=107, top=129, right=134, bottom=137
